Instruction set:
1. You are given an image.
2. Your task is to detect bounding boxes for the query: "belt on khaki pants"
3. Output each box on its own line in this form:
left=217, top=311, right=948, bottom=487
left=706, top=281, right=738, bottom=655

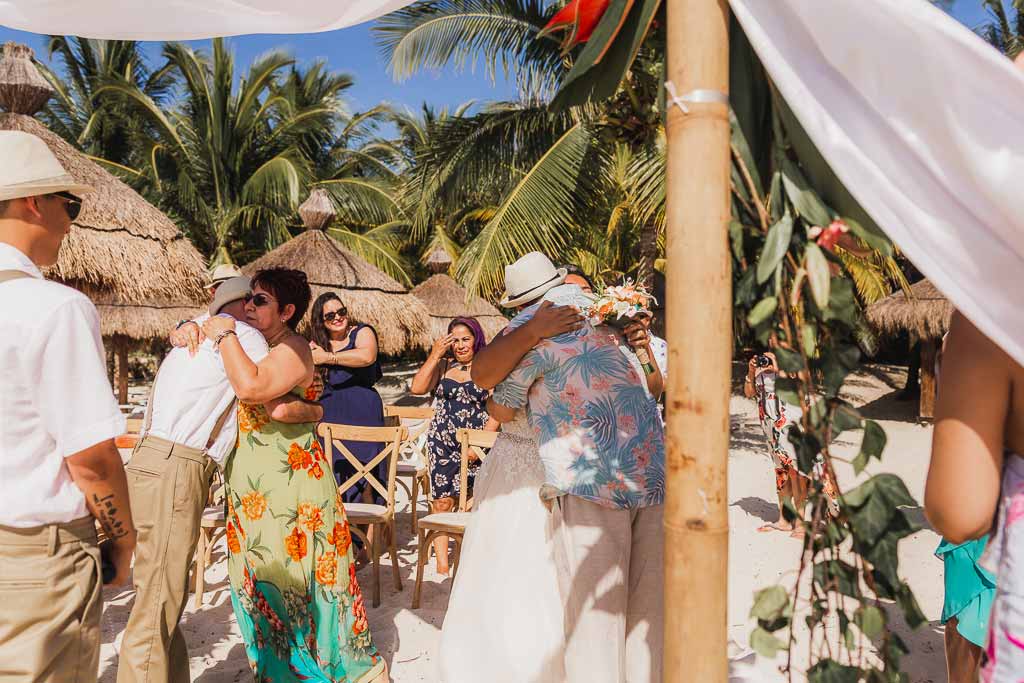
left=0, top=516, right=97, bottom=555
left=134, top=434, right=211, bottom=465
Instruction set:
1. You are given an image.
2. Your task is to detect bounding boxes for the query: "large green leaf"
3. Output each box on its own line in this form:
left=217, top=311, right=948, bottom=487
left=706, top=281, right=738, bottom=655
left=756, top=214, right=793, bottom=284
left=550, top=0, right=662, bottom=110
left=805, top=242, right=831, bottom=310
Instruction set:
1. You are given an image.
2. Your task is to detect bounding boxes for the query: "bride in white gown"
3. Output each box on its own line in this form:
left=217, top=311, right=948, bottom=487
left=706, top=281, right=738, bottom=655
left=438, top=412, right=566, bottom=683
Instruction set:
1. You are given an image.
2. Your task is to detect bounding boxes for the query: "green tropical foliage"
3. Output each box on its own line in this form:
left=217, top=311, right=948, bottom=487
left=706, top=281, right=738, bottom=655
left=374, top=0, right=668, bottom=298
left=979, top=0, right=1024, bottom=58
left=39, top=37, right=176, bottom=174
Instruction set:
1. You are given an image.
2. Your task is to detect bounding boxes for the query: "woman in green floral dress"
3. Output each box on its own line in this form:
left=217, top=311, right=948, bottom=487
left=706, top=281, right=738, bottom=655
left=203, top=268, right=385, bottom=683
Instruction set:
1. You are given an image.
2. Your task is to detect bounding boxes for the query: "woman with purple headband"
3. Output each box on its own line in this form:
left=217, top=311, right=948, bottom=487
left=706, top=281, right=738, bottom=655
left=411, top=317, right=498, bottom=575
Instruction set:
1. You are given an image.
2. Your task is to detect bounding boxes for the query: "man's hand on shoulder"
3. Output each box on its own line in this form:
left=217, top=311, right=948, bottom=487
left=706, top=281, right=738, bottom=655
left=523, top=301, right=584, bottom=340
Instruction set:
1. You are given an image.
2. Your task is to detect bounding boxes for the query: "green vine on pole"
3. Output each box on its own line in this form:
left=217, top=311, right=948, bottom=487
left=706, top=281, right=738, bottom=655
left=732, top=73, right=925, bottom=683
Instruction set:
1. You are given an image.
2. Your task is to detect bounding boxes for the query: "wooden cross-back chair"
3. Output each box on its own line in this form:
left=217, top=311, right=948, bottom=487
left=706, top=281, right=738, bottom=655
left=318, top=422, right=407, bottom=607
left=411, top=427, right=499, bottom=609
left=193, top=469, right=227, bottom=607
left=383, top=405, right=435, bottom=533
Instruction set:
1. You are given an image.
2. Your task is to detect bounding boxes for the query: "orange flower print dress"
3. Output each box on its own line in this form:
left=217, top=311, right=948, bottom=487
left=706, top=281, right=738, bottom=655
left=224, top=390, right=383, bottom=682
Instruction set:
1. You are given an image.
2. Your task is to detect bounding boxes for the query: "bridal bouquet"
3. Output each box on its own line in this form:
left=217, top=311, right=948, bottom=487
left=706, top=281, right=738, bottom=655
left=585, top=280, right=657, bottom=374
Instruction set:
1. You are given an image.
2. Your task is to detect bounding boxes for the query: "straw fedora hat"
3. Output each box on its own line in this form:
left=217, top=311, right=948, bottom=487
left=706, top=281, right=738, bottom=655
left=500, top=252, right=568, bottom=308
left=209, top=263, right=243, bottom=287
left=209, top=276, right=251, bottom=316
left=0, top=131, right=94, bottom=201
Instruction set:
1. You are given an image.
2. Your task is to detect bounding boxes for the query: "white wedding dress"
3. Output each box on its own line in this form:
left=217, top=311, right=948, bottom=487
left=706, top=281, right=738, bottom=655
left=438, top=413, right=566, bottom=683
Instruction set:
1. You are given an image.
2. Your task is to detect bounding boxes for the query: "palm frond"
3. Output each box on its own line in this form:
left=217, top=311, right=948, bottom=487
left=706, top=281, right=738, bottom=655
left=454, top=124, right=595, bottom=298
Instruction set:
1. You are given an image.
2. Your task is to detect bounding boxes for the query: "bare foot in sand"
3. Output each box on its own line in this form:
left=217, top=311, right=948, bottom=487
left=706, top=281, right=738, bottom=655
left=757, top=521, right=795, bottom=533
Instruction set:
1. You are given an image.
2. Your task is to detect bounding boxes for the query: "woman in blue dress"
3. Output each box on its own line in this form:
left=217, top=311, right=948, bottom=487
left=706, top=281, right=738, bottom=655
left=410, top=317, right=498, bottom=575
left=309, top=293, right=385, bottom=511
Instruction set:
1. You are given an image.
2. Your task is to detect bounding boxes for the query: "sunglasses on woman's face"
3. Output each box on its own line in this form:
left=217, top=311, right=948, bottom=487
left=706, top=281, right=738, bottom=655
left=323, top=310, right=348, bottom=323
left=244, top=293, right=274, bottom=307
left=53, top=192, right=82, bottom=221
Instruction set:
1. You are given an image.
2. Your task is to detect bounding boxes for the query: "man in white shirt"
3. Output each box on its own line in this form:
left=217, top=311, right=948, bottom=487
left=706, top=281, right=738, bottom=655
left=118, top=276, right=322, bottom=683
left=0, top=130, right=137, bottom=682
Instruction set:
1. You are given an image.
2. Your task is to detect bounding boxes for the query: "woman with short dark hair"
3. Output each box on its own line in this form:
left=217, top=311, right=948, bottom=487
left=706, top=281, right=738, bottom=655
left=202, top=269, right=385, bottom=682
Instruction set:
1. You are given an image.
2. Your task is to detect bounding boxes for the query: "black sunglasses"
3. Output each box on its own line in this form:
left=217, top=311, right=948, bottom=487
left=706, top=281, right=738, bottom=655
left=53, top=191, right=82, bottom=221
left=244, top=293, right=274, bottom=307
left=323, top=309, right=348, bottom=323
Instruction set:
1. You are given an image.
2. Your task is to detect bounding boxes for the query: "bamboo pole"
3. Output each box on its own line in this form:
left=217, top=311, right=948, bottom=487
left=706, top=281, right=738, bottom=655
left=663, top=0, right=732, bottom=680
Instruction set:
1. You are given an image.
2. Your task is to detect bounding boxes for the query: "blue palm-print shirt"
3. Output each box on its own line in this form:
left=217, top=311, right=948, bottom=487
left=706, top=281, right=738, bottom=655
left=492, top=285, right=665, bottom=509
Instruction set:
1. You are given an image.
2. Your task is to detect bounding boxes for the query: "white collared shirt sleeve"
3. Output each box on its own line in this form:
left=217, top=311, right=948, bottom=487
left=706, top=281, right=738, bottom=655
left=205, top=324, right=270, bottom=463
left=31, top=297, right=125, bottom=458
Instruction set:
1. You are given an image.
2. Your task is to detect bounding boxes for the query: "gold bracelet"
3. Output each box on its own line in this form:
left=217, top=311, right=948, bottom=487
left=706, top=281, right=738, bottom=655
left=214, top=329, right=237, bottom=347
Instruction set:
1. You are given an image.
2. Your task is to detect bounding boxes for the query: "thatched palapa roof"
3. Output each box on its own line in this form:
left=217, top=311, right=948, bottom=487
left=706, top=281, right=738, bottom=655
left=243, top=189, right=431, bottom=355
left=411, top=274, right=508, bottom=342
left=866, top=278, right=953, bottom=341
left=0, top=43, right=205, bottom=340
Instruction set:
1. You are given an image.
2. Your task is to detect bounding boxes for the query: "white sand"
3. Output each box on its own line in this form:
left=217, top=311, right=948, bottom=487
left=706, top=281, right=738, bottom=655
left=99, top=364, right=947, bottom=682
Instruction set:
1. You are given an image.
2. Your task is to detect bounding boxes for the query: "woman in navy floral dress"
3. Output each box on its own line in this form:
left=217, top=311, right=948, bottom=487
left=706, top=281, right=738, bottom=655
left=410, top=317, right=499, bottom=574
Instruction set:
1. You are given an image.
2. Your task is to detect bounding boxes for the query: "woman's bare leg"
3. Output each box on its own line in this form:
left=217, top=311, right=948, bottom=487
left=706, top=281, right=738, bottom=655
left=430, top=497, right=455, bottom=573
left=945, top=616, right=984, bottom=683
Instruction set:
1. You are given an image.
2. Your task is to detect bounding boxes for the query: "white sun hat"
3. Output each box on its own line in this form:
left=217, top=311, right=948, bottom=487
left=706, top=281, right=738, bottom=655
left=209, top=263, right=243, bottom=287
left=499, top=252, right=568, bottom=308
left=0, top=131, right=94, bottom=202
left=209, top=276, right=251, bottom=316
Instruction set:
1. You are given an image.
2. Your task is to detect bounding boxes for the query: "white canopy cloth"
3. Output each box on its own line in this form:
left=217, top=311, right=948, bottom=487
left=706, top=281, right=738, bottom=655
left=0, top=1, right=415, bottom=40
left=730, top=0, right=1024, bottom=367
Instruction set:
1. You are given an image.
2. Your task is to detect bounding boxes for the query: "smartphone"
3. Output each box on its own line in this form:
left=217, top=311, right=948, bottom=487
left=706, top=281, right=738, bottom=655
left=99, top=540, right=116, bottom=584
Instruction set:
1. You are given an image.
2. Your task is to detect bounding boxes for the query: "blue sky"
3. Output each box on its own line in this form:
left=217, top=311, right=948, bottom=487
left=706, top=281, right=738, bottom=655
left=0, top=0, right=1004, bottom=114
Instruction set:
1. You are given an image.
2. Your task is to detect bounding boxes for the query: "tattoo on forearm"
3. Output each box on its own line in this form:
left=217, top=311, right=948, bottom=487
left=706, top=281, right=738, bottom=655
left=92, top=493, right=129, bottom=540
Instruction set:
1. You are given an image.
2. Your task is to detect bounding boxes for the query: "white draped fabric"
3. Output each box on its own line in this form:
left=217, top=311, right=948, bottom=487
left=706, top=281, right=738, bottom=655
left=0, top=1, right=415, bottom=39
left=729, top=0, right=1024, bottom=366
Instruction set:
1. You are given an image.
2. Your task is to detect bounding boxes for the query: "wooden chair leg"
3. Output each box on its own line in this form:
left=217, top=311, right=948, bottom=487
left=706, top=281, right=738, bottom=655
left=194, top=528, right=207, bottom=609
left=410, top=474, right=419, bottom=534
left=389, top=519, right=402, bottom=592
left=412, top=529, right=429, bottom=609
left=371, top=522, right=382, bottom=608
left=451, top=534, right=463, bottom=581
left=204, top=529, right=218, bottom=566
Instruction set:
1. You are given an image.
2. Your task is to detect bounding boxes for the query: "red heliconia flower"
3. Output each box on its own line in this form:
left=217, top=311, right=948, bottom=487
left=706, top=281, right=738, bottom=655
left=538, top=0, right=612, bottom=52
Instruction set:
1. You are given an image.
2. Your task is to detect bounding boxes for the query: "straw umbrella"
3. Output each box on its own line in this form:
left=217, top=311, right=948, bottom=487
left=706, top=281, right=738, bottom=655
left=411, top=274, right=508, bottom=342
left=664, top=0, right=732, bottom=679
left=244, top=189, right=431, bottom=355
left=0, top=42, right=207, bottom=402
left=424, top=245, right=453, bottom=274
left=866, top=278, right=953, bottom=418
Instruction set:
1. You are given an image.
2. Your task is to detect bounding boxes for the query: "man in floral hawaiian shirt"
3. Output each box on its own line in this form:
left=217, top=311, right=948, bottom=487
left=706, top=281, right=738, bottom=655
left=488, top=252, right=665, bottom=683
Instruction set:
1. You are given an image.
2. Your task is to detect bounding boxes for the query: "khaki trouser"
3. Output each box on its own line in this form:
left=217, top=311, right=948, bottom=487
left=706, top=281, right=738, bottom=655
left=118, top=436, right=216, bottom=683
left=0, top=516, right=102, bottom=683
left=548, top=497, right=664, bottom=683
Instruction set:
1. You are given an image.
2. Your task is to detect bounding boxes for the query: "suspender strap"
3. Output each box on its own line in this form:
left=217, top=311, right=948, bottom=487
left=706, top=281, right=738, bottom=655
left=142, top=353, right=239, bottom=453
left=0, top=270, right=31, bottom=284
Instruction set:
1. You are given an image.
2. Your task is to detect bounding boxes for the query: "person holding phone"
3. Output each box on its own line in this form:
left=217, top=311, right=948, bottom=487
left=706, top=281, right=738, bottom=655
left=744, top=351, right=810, bottom=536
left=411, top=317, right=499, bottom=575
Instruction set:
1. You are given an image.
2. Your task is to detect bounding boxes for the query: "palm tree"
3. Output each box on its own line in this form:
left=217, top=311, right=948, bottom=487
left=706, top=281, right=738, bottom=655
left=38, top=37, right=176, bottom=181
left=978, top=0, right=1023, bottom=58
left=95, top=39, right=344, bottom=265
left=377, top=0, right=907, bottom=313
left=375, top=0, right=666, bottom=298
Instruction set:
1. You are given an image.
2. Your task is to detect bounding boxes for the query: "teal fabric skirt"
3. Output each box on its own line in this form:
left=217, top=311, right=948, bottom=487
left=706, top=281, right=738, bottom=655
left=936, top=535, right=996, bottom=648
